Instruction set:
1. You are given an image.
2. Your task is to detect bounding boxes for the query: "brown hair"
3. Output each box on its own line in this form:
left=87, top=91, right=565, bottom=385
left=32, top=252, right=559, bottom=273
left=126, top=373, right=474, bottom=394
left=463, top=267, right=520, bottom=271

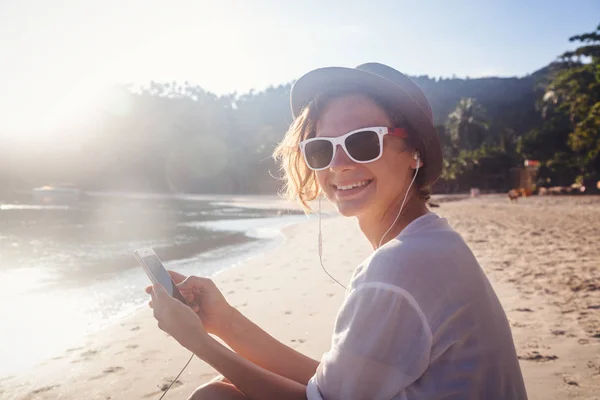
left=273, top=90, right=431, bottom=212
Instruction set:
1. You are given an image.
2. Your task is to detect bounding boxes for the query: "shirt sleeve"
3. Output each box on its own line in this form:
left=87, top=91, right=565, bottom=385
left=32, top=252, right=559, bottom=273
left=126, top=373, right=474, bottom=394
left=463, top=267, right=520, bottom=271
left=307, top=282, right=432, bottom=400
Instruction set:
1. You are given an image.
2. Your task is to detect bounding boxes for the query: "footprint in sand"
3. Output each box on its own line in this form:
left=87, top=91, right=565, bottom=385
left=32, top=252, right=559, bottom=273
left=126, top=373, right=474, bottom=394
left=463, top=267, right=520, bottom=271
left=227, top=290, right=235, bottom=295
left=30, top=385, right=60, bottom=395
left=517, top=351, right=558, bottom=362
left=578, top=338, right=590, bottom=345
left=143, top=377, right=184, bottom=397
left=130, top=325, right=141, bottom=331
left=126, top=344, right=139, bottom=349
left=563, top=376, right=579, bottom=386
left=284, top=310, right=292, bottom=315
left=551, top=330, right=566, bottom=336
left=515, top=308, right=534, bottom=312
left=587, top=361, right=600, bottom=375
left=73, top=349, right=99, bottom=362
left=159, top=378, right=183, bottom=391
left=89, top=366, right=125, bottom=381
left=103, top=366, right=125, bottom=374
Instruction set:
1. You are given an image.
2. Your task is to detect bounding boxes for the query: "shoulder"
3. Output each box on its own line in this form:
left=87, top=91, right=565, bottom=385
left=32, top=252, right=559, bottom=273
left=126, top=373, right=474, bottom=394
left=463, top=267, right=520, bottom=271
left=351, top=214, right=478, bottom=289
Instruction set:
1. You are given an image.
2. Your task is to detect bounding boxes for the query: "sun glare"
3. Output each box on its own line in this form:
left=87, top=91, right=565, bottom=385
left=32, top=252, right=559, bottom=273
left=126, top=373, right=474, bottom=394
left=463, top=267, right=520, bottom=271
left=3, top=70, right=130, bottom=148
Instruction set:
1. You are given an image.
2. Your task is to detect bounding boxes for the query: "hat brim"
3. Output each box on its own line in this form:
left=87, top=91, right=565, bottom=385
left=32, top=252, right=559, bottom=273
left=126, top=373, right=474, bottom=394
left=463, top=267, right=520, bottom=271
left=290, top=66, right=443, bottom=188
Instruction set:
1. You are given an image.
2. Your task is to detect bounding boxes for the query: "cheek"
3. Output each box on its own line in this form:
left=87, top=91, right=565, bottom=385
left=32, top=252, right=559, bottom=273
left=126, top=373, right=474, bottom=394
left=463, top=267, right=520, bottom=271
left=315, top=172, right=328, bottom=192
left=370, top=162, right=399, bottom=185
left=371, top=158, right=412, bottom=194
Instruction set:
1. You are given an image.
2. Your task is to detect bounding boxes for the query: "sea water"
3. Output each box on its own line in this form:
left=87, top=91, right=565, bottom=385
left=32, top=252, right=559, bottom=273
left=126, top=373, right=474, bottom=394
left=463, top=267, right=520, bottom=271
left=0, top=192, right=305, bottom=376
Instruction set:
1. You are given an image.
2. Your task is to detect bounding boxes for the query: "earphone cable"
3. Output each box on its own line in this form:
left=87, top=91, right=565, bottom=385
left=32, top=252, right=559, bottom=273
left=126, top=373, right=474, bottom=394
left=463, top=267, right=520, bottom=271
left=317, top=155, right=420, bottom=290
left=158, top=352, right=194, bottom=400
left=318, top=194, right=347, bottom=290
left=377, top=161, right=420, bottom=249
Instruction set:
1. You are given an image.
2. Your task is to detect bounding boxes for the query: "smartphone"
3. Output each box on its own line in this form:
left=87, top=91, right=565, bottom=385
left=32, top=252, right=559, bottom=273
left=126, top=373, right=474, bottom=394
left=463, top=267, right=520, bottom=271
left=134, top=248, right=188, bottom=305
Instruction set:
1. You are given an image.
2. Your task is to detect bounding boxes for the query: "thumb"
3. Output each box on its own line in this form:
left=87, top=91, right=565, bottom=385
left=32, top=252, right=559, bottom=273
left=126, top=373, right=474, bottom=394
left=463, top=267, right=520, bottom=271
left=178, top=276, right=200, bottom=290
left=153, top=283, right=169, bottom=298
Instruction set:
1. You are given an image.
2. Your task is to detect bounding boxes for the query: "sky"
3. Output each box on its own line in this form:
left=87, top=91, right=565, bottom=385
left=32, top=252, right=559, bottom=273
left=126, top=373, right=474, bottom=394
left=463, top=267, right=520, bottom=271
left=0, top=0, right=598, bottom=132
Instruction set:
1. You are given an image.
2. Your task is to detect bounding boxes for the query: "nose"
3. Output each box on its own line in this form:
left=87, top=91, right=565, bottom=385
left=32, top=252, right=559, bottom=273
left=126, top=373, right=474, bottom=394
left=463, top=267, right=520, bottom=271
left=329, top=144, right=355, bottom=172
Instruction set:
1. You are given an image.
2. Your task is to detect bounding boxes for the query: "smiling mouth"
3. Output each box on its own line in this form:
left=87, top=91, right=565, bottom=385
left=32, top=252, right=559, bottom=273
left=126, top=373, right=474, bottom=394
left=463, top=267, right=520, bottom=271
left=332, top=179, right=374, bottom=192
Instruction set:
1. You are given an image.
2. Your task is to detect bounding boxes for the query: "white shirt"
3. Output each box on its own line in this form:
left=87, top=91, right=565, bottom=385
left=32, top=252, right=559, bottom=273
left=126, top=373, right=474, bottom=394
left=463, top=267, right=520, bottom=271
left=307, top=213, right=527, bottom=400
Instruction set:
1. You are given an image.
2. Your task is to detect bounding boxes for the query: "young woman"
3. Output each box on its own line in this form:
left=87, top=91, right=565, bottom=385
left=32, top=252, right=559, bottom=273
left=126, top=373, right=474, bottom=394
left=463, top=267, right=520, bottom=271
left=147, top=63, right=528, bottom=399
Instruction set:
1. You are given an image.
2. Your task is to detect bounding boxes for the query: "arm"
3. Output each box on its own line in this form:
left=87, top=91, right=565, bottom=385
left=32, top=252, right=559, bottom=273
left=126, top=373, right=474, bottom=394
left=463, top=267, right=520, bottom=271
left=150, top=283, right=308, bottom=400
left=194, top=334, right=308, bottom=400
left=161, top=272, right=319, bottom=385
left=218, top=307, right=320, bottom=385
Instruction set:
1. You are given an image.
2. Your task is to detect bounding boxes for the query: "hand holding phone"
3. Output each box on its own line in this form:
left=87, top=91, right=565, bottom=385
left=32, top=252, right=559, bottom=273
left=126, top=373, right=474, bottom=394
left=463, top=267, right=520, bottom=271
left=134, top=248, right=188, bottom=305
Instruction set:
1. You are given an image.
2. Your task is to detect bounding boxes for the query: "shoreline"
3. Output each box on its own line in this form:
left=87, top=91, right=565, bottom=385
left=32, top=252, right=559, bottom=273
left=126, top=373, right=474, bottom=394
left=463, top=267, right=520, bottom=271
left=0, top=199, right=307, bottom=380
left=2, top=211, right=325, bottom=400
left=2, top=196, right=599, bottom=399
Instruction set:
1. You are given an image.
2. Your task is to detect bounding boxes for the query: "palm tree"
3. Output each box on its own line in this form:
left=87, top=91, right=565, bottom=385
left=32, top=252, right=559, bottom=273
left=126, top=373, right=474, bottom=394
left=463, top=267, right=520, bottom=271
left=446, top=97, right=489, bottom=151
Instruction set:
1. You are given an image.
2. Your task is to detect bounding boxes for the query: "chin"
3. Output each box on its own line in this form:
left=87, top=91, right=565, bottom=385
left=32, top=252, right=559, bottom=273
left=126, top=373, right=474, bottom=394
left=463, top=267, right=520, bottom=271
left=333, top=198, right=371, bottom=217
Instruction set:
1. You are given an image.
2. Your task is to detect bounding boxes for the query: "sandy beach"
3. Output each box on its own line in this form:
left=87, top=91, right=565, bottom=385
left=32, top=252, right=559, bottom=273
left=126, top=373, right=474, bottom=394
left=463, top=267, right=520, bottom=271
left=2, top=195, right=599, bottom=400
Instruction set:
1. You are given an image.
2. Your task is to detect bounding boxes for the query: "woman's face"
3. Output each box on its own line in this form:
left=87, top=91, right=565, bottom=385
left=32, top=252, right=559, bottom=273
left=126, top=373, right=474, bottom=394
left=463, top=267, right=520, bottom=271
left=315, top=94, right=417, bottom=218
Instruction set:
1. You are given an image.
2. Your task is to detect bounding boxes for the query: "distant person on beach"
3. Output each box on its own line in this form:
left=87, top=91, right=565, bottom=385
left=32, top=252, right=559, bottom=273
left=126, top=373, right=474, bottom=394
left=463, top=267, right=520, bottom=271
left=147, top=63, right=528, bottom=399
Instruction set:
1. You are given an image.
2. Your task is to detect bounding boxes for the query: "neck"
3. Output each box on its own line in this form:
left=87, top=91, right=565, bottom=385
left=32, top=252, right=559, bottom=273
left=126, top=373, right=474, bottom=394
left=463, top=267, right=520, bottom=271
left=358, top=195, right=429, bottom=250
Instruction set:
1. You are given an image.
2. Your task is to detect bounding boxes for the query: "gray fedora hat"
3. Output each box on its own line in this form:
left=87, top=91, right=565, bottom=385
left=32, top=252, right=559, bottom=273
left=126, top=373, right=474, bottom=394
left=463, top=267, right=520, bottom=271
left=290, top=62, right=443, bottom=188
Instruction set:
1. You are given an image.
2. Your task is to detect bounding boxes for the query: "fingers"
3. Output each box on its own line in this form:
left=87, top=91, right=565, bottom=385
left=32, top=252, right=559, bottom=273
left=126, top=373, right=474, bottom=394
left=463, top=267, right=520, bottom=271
left=149, top=285, right=157, bottom=302
left=168, top=270, right=187, bottom=284
left=184, top=293, right=195, bottom=304
left=177, top=276, right=196, bottom=290
left=145, top=285, right=152, bottom=295
left=153, top=283, right=169, bottom=298
left=178, top=275, right=208, bottom=291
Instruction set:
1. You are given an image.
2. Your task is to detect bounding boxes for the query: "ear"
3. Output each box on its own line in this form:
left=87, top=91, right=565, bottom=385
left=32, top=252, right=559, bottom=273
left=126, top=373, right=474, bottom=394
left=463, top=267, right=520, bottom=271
left=411, top=152, right=423, bottom=169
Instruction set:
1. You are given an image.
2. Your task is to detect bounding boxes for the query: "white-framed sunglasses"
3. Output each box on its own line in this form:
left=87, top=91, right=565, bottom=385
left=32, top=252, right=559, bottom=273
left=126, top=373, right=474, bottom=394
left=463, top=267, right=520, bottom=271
left=299, top=126, right=408, bottom=171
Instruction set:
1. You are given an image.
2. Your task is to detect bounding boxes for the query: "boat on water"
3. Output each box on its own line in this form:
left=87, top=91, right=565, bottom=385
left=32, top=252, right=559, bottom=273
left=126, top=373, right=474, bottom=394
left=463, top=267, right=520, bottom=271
left=32, top=185, right=83, bottom=205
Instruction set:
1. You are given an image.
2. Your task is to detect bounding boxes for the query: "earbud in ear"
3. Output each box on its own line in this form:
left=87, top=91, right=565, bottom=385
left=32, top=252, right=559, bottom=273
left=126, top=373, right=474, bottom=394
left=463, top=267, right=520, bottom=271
left=413, top=152, right=421, bottom=167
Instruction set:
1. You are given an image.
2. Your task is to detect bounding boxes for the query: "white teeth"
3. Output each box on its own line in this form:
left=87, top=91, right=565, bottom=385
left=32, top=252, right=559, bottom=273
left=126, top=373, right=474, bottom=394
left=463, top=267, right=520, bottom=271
left=336, top=180, right=370, bottom=191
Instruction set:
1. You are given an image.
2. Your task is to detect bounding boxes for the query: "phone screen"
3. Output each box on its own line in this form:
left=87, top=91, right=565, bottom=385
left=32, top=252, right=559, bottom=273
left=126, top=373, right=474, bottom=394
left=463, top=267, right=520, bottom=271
left=141, top=254, right=187, bottom=304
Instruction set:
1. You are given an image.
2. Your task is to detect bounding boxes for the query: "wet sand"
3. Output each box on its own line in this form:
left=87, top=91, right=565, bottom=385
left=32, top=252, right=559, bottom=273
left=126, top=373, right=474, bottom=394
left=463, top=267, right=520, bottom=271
left=2, top=195, right=599, bottom=399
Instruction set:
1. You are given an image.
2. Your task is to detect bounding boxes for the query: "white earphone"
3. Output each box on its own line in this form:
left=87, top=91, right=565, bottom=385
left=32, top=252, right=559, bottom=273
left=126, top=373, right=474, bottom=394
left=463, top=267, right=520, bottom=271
left=414, top=152, right=421, bottom=166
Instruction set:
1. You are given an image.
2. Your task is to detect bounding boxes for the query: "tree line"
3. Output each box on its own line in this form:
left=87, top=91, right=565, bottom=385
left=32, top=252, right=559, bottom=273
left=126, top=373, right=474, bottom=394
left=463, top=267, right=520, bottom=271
left=1, top=24, right=598, bottom=197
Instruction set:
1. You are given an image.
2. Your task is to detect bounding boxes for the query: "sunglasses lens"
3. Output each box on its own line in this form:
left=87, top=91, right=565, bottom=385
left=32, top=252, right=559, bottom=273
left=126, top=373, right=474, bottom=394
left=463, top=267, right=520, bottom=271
left=345, top=130, right=381, bottom=162
left=304, top=140, right=334, bottom=169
